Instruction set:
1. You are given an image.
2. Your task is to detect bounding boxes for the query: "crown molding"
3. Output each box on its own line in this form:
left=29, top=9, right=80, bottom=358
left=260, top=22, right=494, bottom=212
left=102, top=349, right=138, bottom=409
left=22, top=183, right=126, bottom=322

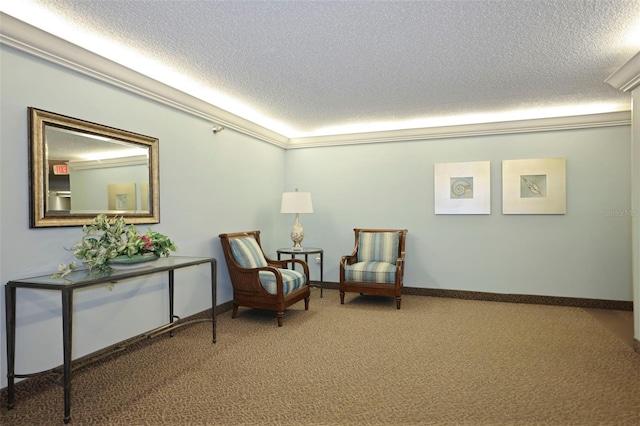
left=0, top=12, right=632, bottom=151
left=287, top=111, right=631, bottom=148
left=0, top=12, right=288, bottom=148
left=605, top=50, right=640, bottom=92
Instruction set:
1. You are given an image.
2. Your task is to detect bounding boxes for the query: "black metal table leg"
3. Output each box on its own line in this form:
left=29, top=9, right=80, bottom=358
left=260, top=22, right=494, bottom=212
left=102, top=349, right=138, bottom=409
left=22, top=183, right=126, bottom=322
left=61, top=288, right=73, bottom=424
left=5, top=285, right=16, bottom=410
left=169, top=270, right=176, bottom=336
left=319, top=251, right=324, bottom=298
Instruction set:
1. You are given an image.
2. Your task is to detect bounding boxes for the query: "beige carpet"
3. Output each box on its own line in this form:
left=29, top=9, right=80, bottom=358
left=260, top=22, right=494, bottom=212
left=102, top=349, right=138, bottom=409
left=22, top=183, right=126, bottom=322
left=1, top=288, right=638, bottom=425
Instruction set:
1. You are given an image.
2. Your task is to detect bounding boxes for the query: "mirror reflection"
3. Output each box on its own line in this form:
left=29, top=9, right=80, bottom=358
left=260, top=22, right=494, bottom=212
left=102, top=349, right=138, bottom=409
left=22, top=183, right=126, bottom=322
left=29, top=108, right=160, bottom=228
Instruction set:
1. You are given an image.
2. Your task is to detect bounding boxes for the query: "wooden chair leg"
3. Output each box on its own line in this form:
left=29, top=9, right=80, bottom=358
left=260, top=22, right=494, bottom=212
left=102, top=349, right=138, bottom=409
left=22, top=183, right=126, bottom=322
left=232, top=303, right=239, bottom=318
left=339, top=291, right=345, bottom=304
left=304, top=297, right=309, bottom=310
left=396, top=297, right=401, bottom=309
left=277, top=312, right=284, bottom=327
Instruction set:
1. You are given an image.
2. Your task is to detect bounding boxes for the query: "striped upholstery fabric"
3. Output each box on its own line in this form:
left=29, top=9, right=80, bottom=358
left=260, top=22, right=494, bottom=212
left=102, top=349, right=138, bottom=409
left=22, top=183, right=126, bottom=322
left=344, top=261, right=397, bottom=283
left=357, top=232, right=400, bottom=263
left=259, top=269, right=307, bottom=295
left=230, top=236, right=306, bottom=295
left=229, top=236, right=268, bottom=268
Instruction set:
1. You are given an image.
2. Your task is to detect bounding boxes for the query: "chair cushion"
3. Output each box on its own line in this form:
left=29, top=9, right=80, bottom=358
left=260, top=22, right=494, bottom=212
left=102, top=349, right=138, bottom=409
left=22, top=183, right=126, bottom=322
left=229, top=236, right=268, bottom=268
left=259, top=269, right=307, bottom=295
left=357, top=232, right=400, bottom=264
left=344, top=261, right=397, bottom=284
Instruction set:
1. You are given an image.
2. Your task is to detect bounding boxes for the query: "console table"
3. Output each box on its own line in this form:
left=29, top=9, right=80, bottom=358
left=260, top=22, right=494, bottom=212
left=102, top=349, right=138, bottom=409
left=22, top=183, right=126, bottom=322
left=4, top=256, right=216, bottom=424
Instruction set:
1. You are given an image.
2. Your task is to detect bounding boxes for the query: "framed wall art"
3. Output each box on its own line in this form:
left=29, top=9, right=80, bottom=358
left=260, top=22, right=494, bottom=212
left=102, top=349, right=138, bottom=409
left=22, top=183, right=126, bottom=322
left=434, top=161, right=491, bottom=214
left=108, top=183, right=136, bottom=212
left=502, top=158, right=566, bottom=214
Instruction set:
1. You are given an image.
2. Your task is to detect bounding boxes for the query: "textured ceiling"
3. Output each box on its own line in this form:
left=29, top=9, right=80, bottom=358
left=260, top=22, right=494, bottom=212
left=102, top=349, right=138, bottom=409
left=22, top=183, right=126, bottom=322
left=2, top=0, right=640, bottom=138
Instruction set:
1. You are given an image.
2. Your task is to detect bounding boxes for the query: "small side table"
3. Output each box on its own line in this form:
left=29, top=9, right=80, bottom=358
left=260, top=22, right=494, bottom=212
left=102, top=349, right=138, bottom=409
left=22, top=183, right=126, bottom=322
left=277, top=247, right=324, bottom=297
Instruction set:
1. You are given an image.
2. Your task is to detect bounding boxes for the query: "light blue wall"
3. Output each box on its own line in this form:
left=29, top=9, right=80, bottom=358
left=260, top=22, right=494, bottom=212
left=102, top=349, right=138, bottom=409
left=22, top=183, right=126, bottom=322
left=0, top=42, right=633, bottom=388
left=286, top=127, right=632, bottom=301
left=0, top=45, right=286, bottom=385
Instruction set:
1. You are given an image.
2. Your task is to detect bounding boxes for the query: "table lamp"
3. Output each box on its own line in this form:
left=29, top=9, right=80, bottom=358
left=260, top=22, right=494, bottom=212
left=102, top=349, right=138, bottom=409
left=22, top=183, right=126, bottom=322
left=280, top=188, right=313, bottom=250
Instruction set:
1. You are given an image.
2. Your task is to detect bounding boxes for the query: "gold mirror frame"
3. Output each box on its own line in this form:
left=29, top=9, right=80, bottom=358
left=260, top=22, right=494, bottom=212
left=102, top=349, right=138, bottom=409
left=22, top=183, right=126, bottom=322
left=29, top=108, right=160, bottom=227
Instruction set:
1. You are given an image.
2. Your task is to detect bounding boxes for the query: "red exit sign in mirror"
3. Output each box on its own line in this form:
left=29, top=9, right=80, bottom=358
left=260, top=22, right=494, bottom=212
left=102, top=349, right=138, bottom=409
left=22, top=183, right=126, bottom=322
left=53, top=164, right=69, bottom=175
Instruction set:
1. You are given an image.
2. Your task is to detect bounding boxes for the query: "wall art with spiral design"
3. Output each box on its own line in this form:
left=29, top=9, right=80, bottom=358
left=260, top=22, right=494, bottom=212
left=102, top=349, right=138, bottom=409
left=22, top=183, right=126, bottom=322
left=450, top=177, right=473, bottom=199
left=434, top=161, right=490, bottom=214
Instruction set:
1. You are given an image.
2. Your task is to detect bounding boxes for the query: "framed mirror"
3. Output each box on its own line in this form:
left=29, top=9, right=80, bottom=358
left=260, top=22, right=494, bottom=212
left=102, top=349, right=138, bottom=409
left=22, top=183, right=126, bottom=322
left=29, top=107, right=160, bottom=228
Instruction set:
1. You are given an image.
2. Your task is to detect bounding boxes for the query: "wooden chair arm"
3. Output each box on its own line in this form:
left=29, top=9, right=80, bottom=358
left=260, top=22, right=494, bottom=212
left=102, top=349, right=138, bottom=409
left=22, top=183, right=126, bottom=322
left=234, top=265, right=287, bottom=296
left=266, top=258, right=310, bottom=282
left=267, top=257, right=303, bottom=269
left=290, top=258, right=311, bottom=279
left=266, top=258, right=289, bottom=268
left=341, top=254, right=357, bottom=267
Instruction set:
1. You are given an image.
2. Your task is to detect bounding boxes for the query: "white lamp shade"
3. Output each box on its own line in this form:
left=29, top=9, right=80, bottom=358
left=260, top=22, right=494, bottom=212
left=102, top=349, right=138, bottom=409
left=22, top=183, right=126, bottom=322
left=280, top=191, right=313, bottom=213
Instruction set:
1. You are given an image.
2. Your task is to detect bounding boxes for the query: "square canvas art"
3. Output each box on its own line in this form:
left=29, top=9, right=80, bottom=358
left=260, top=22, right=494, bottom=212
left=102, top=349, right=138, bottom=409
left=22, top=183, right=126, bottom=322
left=502, top=158, right=566, bottom=214
left=434, top=161, right=491, bottom=214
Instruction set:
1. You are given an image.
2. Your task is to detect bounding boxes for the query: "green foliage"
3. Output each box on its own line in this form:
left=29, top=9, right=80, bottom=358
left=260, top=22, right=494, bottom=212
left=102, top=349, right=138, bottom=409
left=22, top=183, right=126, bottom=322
left=53, top=214, right=177, bottom=278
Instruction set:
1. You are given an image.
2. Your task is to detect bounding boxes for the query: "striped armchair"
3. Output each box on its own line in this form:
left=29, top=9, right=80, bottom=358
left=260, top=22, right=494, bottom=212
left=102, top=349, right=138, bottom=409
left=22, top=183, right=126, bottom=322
left=219, top=231, right=310, bottom=326
left=339, top=228, right=408, bottom=309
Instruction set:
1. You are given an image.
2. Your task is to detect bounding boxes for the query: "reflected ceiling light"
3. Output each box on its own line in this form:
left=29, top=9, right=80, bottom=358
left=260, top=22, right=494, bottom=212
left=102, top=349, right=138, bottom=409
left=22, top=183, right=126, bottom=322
left=80, top=148, right=148, bottom=161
